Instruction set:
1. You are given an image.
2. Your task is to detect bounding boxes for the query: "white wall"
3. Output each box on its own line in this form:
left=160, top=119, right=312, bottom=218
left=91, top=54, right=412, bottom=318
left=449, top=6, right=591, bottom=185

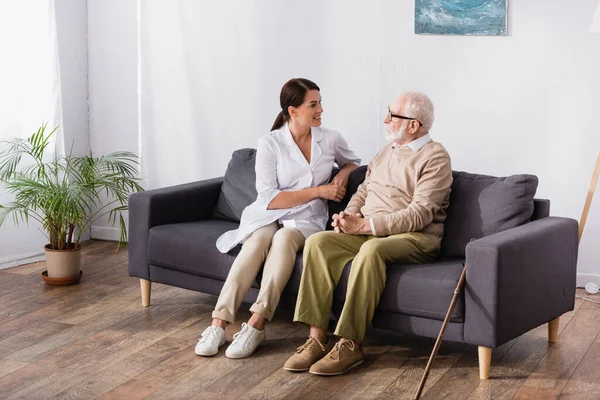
left=87, top=0, right=600, bottom=283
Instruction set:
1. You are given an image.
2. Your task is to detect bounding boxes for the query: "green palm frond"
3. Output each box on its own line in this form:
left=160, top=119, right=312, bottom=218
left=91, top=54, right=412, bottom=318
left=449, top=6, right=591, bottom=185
left=0, top=124, right=144, bottom=250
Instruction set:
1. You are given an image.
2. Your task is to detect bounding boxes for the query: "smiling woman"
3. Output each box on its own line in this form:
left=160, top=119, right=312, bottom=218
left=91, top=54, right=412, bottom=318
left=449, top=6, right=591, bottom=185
left=0, top=0, right=63, bottom=268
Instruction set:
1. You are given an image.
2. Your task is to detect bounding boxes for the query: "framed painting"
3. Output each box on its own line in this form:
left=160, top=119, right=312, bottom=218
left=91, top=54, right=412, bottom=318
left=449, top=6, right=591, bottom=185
left=415, top=0, right=507, bottom=36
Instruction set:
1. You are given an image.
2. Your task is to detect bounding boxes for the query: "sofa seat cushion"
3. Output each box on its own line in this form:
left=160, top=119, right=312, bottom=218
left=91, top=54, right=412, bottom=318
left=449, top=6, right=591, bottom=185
left=283, top=255, right=305, bottom=295
left=332, top=258, right=466, bottom=322
left=148, top=220, right=259, bottom=287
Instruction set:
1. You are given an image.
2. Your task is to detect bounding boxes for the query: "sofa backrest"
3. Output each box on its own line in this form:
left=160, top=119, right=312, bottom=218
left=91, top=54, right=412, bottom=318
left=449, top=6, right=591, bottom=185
left=213, top=149, right=541, bottom=258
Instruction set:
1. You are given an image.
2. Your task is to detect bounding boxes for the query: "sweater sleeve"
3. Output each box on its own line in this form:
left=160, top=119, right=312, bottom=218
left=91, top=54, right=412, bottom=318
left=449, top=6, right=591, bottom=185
left=371, top=155, right=452, bottom=236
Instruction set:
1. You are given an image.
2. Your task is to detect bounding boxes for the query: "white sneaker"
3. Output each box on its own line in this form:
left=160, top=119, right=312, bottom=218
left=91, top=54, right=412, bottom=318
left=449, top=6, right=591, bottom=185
left=225, top=322, right=265, bottom=359
left=195, top=325, right=226, bottom=356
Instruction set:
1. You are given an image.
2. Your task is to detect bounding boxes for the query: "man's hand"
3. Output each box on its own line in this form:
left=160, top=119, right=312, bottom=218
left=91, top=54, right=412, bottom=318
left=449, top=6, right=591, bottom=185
left=318, top=184, right=346, bottom=202
left=332, top=211, right=369, bottom=235
left=330, top=171, right=350, bottom=188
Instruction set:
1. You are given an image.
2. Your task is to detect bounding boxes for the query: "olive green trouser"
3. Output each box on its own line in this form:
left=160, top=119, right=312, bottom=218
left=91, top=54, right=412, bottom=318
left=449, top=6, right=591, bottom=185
left=293, top=231, right=438, bottom=342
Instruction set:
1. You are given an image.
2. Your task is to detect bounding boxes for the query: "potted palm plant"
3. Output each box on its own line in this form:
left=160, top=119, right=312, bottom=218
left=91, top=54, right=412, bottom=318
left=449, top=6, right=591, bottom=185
left=0, top=124, right=143, bottom=284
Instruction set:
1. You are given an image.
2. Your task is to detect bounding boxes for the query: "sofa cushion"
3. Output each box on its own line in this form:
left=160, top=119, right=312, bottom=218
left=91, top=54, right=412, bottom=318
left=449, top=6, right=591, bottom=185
left=283, top=255, right=305, bottom=295
left=327, top=166, right=368, bottom=229
left=333, top=258, right=466, bottom=322
left=283, top=255, right=465, bottom=322
left=212, top=148, right=258, bottom=222
left=441, top=171, right=538, bottom=258
left=148, top=220, right=259, bottom=287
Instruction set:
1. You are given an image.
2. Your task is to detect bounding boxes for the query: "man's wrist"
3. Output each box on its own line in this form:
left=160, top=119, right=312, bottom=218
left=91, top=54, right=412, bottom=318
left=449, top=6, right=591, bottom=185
left=336, top=170, right=349, bottom=180
left=361, top=218, right=372, bottom=234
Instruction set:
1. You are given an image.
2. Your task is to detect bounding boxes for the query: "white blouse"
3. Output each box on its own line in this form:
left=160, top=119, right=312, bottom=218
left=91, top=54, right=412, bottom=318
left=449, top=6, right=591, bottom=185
left=216, top=123, right=361, bottom=253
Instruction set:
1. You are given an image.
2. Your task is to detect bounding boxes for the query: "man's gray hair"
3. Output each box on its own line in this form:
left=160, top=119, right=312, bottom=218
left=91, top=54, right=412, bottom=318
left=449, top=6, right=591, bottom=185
left=403, top=92, right=434, bottom=132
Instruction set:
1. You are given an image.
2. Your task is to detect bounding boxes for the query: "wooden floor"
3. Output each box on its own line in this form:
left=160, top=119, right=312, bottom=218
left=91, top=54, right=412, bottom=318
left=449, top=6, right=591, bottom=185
left=0, top=240, right=599, bottom=400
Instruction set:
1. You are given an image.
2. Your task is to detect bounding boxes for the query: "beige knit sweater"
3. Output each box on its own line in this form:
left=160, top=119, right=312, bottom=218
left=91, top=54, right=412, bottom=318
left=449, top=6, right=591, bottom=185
left=345, top=140, right=452, bottom=248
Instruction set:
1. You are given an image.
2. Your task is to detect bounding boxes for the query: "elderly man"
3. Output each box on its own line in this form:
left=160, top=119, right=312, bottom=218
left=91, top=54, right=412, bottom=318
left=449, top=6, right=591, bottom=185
left=284, top=91, right=453, bottom=376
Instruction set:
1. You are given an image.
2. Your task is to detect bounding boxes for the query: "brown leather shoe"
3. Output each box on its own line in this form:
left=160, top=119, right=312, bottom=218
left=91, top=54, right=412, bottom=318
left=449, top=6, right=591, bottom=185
left=284, top=336, right=334, bottom=372
left=309, top=340, right=364, bottom=376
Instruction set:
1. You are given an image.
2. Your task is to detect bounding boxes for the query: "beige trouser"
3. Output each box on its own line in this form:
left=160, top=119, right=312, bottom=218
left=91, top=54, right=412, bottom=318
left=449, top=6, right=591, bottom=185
left=294, top=231, right=438, bottom=342
left=213, top=222, right=305, bottom=323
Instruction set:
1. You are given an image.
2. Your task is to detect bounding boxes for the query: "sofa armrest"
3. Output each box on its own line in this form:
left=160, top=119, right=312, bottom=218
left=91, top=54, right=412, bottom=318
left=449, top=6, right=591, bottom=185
left=128, top=177, right=223, bottom=280
left=463, top=216, right=578, bottom=348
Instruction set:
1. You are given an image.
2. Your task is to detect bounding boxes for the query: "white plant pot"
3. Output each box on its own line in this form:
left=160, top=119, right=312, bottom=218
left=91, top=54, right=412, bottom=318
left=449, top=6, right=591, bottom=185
left=44, top=244, right=82, bottom=279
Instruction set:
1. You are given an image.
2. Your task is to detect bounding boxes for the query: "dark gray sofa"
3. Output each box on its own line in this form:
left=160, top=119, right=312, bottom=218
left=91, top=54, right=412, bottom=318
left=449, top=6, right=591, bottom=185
left=128, top=149, right=578, bottom=380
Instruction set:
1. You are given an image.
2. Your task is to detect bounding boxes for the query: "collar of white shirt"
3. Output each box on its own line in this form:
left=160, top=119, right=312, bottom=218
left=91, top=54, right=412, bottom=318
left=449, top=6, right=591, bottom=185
left=391, top=133, right=431, bottom=152
left=282, top=123, right=323, bottom=146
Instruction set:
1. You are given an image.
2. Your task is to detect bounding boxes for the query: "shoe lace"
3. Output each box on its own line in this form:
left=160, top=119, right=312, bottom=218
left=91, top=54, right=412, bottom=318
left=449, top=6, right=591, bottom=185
left=198, top=326, right=220, bottom=345
left=329, top=340, right=356, bottom=361
left=231, top=323, right=252, bottom=347
left=296, top=336, right=326, bottom=354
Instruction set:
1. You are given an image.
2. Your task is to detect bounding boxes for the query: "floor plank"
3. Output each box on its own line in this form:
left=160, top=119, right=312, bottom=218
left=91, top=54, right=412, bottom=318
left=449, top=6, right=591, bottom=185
left=97, top=343, right=206, bottom=400
left=0, top=359, right=28, bottom=379
left=512, top=308, right=600, bottom=399
left=0, top=321, right=73, bottom=358
left=49, top=336, right=191, bottom=400
left=5, top=304, right=206, bottom=399
left=2, top=285, right=187, bottom=363
left=559, top=341, right=600, bottom=399
left=0, top=270, right=24, bottom=284
left=0, top=251, right=132, bottom=330
left=0, top=287, right=185, bottom=398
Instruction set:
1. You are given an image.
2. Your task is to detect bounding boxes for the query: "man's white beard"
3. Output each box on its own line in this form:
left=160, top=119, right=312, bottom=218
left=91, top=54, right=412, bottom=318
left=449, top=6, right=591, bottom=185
left=385, top=126, right=404, bottom=142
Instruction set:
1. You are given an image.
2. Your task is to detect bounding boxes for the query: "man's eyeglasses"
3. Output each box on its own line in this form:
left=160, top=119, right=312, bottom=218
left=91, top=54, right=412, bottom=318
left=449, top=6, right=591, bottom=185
left=387, top=107, right=422, bottom=127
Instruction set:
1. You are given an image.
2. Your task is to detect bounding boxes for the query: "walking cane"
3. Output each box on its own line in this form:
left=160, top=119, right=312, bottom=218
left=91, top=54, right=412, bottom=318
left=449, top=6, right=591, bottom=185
left=414, top=238, right=475, bottom=400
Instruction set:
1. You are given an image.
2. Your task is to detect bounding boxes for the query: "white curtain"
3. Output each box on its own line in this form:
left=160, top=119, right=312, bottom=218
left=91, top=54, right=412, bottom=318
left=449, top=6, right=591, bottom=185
left=139, top=0, right=380, bottom=190
left=0, top=0, right=63, bottom=268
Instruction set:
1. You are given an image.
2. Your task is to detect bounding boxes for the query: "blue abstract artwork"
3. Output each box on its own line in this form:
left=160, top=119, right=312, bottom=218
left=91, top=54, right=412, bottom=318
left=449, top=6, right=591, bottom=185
left=415, top=0, right=507, bottom=36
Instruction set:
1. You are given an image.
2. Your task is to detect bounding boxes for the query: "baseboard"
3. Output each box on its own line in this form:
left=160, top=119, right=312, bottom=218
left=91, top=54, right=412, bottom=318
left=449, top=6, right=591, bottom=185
left=576, top=273, right=600, bottom=288
left=0, top=253, right=45, bottom=270
left=91, top=226, right=120, bottom=242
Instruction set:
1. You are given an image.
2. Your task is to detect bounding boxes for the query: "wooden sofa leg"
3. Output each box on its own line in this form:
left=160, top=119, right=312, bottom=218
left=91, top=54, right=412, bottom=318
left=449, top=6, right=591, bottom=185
left=478, top=346, right=492, bottom=380
left=141, top=279, right=151, bottom=307
left=548, top=317, right=560, bottom=343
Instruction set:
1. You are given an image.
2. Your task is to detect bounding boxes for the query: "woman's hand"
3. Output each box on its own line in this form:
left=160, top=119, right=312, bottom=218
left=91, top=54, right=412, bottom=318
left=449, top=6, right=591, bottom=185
left=318, top=184, right=346, bottom=202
